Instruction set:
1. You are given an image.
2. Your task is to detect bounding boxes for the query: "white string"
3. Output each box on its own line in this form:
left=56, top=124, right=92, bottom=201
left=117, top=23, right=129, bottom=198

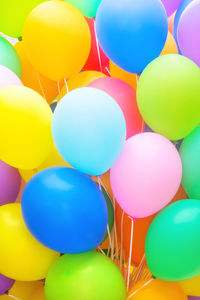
left=34, top=69, right=46, bottom=100
left=127, top=278, right=154, bottom=300
left=64, top=78, right=69, bottom=93
left=120, top=210, right=125, bottom=271
left=8, top=295, right=21, bottom=300
left=98, top=247, right=106, bottom=256
left=105, top=67, right=111, bottom=76
left=127, top=217, right=134, bottom=290
left=94, top=20, right=103, bottom=73
left=57, top=81, right=61, bottom=94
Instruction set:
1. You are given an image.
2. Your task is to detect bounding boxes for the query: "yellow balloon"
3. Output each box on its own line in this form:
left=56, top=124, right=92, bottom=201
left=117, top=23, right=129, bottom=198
left=0, top=85, right=52, bottom=170
left=179, top=274, right=200, bottom=297
left=20, top=141, right=71, bottom=182
left=23, top=1, right=91, bottom=81
left=58, top=70, right=106, bottom=101
left=0, top=204, right=59, bottom=281
left=0, top=281, right=44, bottom=300
left=160, top=32, right=178, bottom=56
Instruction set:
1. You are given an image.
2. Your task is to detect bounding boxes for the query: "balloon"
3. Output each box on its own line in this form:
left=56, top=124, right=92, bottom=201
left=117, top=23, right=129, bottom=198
left=0, top=0, right=47, bottom=38
left=180, top=126, right=200, bottom=200
left=0, top=37, right=21, bottom=78
left=22, top=167, right=108, bottom=253
left=83, top=18, right=109, bottom=74
left=30, top=284, right=45, bottom=300
left=110, top=133, right=182, bottom=218
left=137, top=54, right=200, bottom=140
left=160, top=31, right=178, bottom=55
left=58, top=71, right=106, bottom=101
left=177, top=0, right=200, bottom=67
left=19, top=141, right=71, bottom=182
left=0, top=161, right=21, bottom=206
left=23, top=1, right=91, bottom=81
left=52, top=87, right=126, bottom=175
left=15, top=41, right=60, bottom=103
left=179, top=274, right=200, bottom=297
left=115, top=185, right=187, bottom=265
left=65, top=0, right=102, bottom=18
left=96, top=0, right=168, bottom=73
left=161, top=0, right=183, bottom=17
left=45, top=251, right=126, bottom=300
left=88, top=77, right=144, bottom=139
left=127, top=279, right=187, bottom=300
left=0, top=65, right=22, bottom=89
left=146, top=199, right=200, bottom=281
left=0, top=274, right=14, bottom=295
left=109, top=61, right=137, bottom=90
left=0, top=85, right=52, bottom=169
left=168, top=13, right=175, bottom=34
left=188, top=297, right=200, bottom=300
left=0, top=203, right=59, bottom=281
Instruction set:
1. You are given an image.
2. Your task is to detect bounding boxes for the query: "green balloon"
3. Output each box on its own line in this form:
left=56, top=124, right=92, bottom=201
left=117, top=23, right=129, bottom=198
left=0, top=0, right=45, bottom=38
left=0, top=37, right=21, bottom=78
left=137, top=54, right=200, bottom=140
left=145, top=199, right=200, bottom=281
left=65, top=0, right=102, bottom=18
left=180, top=126, right=200, bottom=199
left=45, top=251, right=126, bottom=300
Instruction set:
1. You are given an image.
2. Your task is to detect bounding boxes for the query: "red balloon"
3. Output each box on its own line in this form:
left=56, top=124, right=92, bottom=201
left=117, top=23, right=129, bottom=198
left=88, top=77, right=144, bottom=138
left=83, top=18, right=109, bottom=75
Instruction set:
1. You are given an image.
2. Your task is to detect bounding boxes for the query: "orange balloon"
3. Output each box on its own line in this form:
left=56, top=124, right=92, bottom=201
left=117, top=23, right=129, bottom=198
left=15, top=179, right=26, bottom=203
left=15, top=41, right=59, bottom=103
left=58, top=70, right=106, bottom=101
left=168, top=12, right=175, bottom=34
left=160, top=32, right=178, bottom=56
left=128, top=279, right=187, bottom=300
left=109, top=60, right=137, bottom=90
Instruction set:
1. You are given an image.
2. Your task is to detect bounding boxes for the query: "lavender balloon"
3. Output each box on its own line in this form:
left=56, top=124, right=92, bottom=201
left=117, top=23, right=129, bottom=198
left=161, top=0, right=183, bottom=16
left=0, top=65, right=22, bottom=89
left=0, top=274, right=14, bottom=295
left=178, top=0, right=200, bottom=67
left=0, top=161, right=21, bottom=205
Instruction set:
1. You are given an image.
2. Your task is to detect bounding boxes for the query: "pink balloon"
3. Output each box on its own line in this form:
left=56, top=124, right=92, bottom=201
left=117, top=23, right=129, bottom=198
left=0, top=65, right=22, bottom=89
left=110, top=133, right=182, bottom=218
left=177, top=0, right=200, bottom=67
left=88, top=77, right=144, bottom=139
left=161, top=0, right=183, bottom=16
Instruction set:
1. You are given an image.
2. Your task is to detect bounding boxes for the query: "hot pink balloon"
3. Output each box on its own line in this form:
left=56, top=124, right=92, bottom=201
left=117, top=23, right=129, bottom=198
left=110, top=133, right=182, bottom=218
left=0, top=65, right=22, bottom=89
left=177, top=0, right=200, bottom=67
left=161, top=0, right=183, bottom=16
left=88, top=77, right=144, bottom=139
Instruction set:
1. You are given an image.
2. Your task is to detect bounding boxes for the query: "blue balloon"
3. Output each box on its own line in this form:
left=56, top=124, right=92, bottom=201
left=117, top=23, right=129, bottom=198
left=173, top=0, right=193, bottom=53
left=22, top=167, right=108, bottom=253
left=52, top=87, right=126, bottom=176
left=96, top=0, right=168, bottom=74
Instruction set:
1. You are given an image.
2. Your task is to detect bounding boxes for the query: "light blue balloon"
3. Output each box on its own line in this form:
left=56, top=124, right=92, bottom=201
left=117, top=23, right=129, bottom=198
left=52, top=87, right=126, bottom=176
left=96, top=0, right=168, bottom=74
left=173, top=0, right=194, bottom=53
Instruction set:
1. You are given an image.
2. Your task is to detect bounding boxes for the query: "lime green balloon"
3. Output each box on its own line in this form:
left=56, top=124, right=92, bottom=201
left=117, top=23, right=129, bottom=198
left=0, top=37, right=21, bottom=78
left=65, top=0, right=102, bottom=18
left=45, top=251, right=126, bottom=300
left=137, top=54, right=200, bottom=140
left=145, top=199, right=200, bottom=281
left=180, top=126, right=200, bottom=199
left=0, top=0, right=45, bottom=38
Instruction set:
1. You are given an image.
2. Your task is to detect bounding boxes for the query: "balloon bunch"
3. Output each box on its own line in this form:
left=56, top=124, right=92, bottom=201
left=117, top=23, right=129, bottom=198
left=0, top=0, right=199, bottom=299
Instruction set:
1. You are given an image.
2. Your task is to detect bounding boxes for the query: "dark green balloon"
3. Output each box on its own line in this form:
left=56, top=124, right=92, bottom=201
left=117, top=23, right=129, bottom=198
left=145, top=199, right=200, bottom=281
left=100, top=185, right=114, bottom=241
left=180, top=126, right=200, bottom=199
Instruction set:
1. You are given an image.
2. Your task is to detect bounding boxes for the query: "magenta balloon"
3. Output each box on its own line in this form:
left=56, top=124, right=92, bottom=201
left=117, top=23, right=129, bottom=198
left=188, top=297, right=200, bottom=300
left=161, top=0, right=183, bottom=16
left=110, top=133, right=182, bottom=218
left=0, top=274, right=14, bottom=295
left=177, top=0, right=200, bottom=67
left=0, top=161, right=21, bottom=205
left=0, top=65, right=22, bottom=89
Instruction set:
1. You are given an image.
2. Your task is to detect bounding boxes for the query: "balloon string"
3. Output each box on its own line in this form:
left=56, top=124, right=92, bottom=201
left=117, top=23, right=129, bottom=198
left=113, top=196, right=119, bottom=264
left=64, top=78, right=69, bottom=94
left=34, top=69, right=47, bottom=101
left=98, top=246, right=106, bottom=256
left=57, top=81, right=61, bottom=94
left=8, top=295, right=21, bottom=300
left=132, top=254, right=146, bottom=285
left=105, top=67, right=111, bottom=76
left=127, top=217, right=134, bottom=290
left=119, top=210, right=125, bottom=271
left=127, top=278, right=154, bottom=300
left=94, top=20, right=103, bottom=73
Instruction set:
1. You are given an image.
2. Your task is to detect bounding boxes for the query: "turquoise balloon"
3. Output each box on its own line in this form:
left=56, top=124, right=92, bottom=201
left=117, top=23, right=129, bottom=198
left=180, top=126, right=200, bottom=199
left=145, top=199, right=200, bottom=281
left=65, top=0, right=102, bottom=18
left=0, top=37, right=21, bottom=78
left=52, top=87, right=126, bottom=176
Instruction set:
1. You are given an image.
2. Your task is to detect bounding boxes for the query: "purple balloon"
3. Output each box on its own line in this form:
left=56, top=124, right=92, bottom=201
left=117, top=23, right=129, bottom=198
left=188, top=297, right=200, bottom=300
left=177, top=0, right=200, bottom=67
left=0, top=160, right=21, bottom=206
left=0, top=274, right=14, bottom=295
left=161, top=0, right=183, bottom=16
